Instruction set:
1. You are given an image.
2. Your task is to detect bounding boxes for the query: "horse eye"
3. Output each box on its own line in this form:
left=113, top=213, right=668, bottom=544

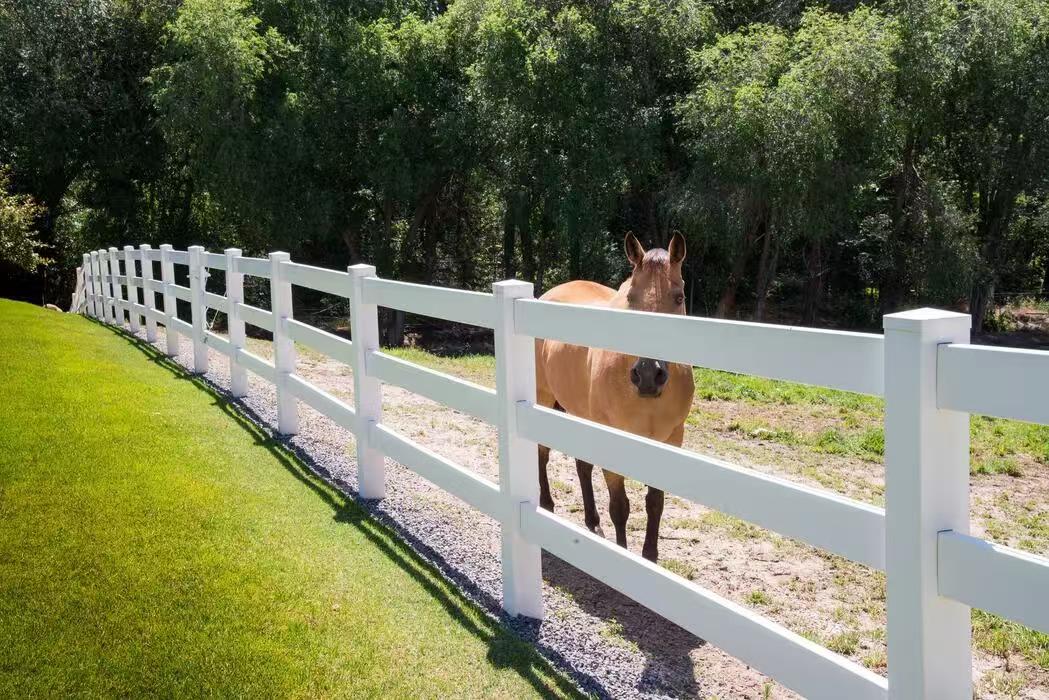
left=674, top=293, right=685, bottom=306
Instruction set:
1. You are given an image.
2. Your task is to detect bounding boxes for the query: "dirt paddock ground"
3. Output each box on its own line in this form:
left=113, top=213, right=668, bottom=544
left=158, top=325, right=1049, bottom=699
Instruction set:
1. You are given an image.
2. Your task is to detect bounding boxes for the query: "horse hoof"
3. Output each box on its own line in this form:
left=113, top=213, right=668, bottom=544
left=539, top=499, right=555, bottom=512
left=589, top=524, right=604, bottom=537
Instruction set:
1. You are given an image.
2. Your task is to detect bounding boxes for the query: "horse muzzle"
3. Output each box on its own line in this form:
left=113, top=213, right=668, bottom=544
left=630, top=357, right=668, bottom=398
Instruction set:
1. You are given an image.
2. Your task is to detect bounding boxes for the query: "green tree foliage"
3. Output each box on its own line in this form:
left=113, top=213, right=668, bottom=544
left=0, top=167, right=46, bottom=271
left=1, top=0, right=1048, bottom=333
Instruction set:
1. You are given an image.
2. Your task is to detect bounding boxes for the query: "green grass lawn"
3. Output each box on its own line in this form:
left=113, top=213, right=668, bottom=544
left=0, top=300, right=579, bottom=699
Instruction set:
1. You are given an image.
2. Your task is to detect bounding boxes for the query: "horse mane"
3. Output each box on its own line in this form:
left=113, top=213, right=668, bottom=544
left=641, top=248, right=669, bottom=268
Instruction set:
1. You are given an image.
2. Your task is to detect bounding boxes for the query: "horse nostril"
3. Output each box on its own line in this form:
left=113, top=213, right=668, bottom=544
left=655, top=367, right=668, bottom=386
left=630, top=367, right=641, bottom=386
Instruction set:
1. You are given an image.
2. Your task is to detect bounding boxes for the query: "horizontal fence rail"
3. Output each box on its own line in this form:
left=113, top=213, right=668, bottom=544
left=235, top=256, right=271, bottom=279
left=521, top=507, right=888, bottom=700
left=938, top=343, right=1049, bottom=424
left=202, top=251, right=227, bottom=270
left=236, top=302, right=274, bottom=332
left=281, top=261, right=352, bottom=298
left=367, top=350, right=498, bottom=424
left=371, top=423, right=506, bottom=521
left=516, top=299, right=885, bottom=395
left=76, top=244, right=1049, bottom=699
left=362, top=277, right=496, bottom=328
left=285, top=318, right=354, bottom=367
left=937, top=531, right=1049, bottom=634
left=517, top=403, right=887, bottom=570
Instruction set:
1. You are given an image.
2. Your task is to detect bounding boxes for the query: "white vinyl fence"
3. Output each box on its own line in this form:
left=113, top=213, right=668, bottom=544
left=73, top=245, right=1049, bottom=700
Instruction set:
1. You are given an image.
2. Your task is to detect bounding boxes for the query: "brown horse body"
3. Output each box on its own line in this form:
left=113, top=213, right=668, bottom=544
left=535, top=234, right=695, bottom=561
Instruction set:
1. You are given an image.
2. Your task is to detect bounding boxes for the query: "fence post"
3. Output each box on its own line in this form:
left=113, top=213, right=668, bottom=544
left=159, top=244, right=178, bottom=357
left=107, top=246, right=124, bottom=327
left=188, top=245, right=209, bottom=373
left=103, top=249, right=115, bottom=324
left=884, top=308, right=971, bottom=700
left=139, top=244, right=158, bottom=342
left=123, top=245, right=141, bottom=334
left=225, top=248, right=248, bottom=397
left=493, top=280, right=544, bottom=619
left=97, top=250, right=109, bottom=321
left=270, top=252, right=298, bottom=434
left=347, top=264, right=384, bottom=499
left=73, top=261, right=85, bottom=313
left=85, top=253, right=98, bottom=318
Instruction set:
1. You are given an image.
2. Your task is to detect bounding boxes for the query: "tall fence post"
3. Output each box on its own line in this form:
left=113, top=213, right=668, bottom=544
left=107, top=246, right=124, bottom=327
left=86, top=252, right=98, bottom=318
left=884, top=308, right=971, bottom=699
left=348, top=264, right=384, bottom=499
left=123, top=245, right=141, bottom=334
left=96, top=250, right=105, bottom=320
left=72, top=263, right=85, bottom=313
left=159, top=244, right=178, bottom=357
left=270, top=252, right=298, bottom=435
left=102, top=248, right=116, bottom=324
left=493, top=279, right=544, bottom=619
left=225, top=248, right=247, bottom=397
left=139, top=244, right=158, bottom=342
left=188, top=245, right=209, bottom=373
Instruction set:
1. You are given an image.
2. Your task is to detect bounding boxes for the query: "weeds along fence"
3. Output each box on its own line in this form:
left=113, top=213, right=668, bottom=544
left=71, top=245, right=1049, bottom=700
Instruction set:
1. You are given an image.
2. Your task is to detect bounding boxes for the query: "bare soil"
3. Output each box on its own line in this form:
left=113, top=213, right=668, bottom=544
left=250, top=338, right=1049, bottom=699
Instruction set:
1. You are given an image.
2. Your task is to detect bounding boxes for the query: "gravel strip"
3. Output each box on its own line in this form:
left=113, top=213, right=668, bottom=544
left=117, top=324, right=714, bottom=699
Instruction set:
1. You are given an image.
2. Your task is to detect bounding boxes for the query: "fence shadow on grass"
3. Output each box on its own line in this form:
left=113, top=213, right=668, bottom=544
left=97, top=321, right=585, bottom=700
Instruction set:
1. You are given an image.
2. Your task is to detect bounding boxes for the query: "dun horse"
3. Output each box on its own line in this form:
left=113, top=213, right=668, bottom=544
left=535, top=233, right=695, bottom=562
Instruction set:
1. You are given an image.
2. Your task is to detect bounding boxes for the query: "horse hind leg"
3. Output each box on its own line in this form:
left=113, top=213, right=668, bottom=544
left=535, top=395, right=560, bottom=512
left=576, top=459, right=602, bottom=535
left=538, top=444, right=554, bottom=511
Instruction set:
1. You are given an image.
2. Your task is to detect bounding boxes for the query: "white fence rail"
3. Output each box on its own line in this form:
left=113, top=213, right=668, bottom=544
left=74, top=245, right=1049, bottom=699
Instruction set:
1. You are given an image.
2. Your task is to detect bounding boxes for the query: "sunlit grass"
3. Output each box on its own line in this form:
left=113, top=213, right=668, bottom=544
left=0, top=300, right=579, bottom=699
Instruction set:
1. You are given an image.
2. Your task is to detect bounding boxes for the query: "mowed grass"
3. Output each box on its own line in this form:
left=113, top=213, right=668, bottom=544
left=0, top=300, right=580, bottom=699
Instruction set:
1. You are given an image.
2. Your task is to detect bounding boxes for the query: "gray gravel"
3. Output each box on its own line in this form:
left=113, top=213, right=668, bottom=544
left=117, top=324, right=710, bottom=699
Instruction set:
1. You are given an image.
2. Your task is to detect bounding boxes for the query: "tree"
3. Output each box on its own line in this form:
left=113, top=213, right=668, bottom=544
left=0, top=0, right=175, bottom=301
left=0, top=167, right=46, bottom=271
left=940, top=0, right=1049, bottom=330
left=677, top=8, right=899, bottom=321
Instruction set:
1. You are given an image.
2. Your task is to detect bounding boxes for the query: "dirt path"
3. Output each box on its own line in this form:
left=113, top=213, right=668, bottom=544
left=148, top=327, right=1048, bottom=699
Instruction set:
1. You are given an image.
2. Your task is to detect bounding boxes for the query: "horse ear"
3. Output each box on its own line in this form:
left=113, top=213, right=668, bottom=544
left=668, top=232, right=686, bottom=265
left=625, top=233, right=645, bottom=268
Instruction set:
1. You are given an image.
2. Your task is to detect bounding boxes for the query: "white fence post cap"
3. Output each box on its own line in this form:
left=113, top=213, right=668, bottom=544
left=884, top=307, right=971, bottom=332
left=493, top=279, right=533, bottom=293
left=348, top=263, right=376, bottom=276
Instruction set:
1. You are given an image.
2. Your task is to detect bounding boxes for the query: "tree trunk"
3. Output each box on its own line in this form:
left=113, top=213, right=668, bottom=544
left=969, top=277, right=994, bottom=334
left=802, top=238, right=825, bottom=325
left=753, top=226, right=778, bottom=322
left=502, top=193, right=516, bottom=279
left=716, top=228, right=756, bottom=318
left=880, top=135, right=920, bottom=315
left=519, top=192, right=535, bottom=283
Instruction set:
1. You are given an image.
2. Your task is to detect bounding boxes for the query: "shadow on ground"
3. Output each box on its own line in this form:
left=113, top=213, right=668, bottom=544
left=105, top=319, right=705, bottom=699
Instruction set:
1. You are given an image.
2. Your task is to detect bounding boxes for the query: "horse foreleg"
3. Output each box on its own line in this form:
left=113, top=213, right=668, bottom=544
left=642, top=487, right=664, bottom=562
left=576, top=460, right=602, bottom=535
left=642, top=423, right=683, bottom=562
left=603, top=470, right=629, bottom=549
left=538, top=444, right=554, bottom=511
